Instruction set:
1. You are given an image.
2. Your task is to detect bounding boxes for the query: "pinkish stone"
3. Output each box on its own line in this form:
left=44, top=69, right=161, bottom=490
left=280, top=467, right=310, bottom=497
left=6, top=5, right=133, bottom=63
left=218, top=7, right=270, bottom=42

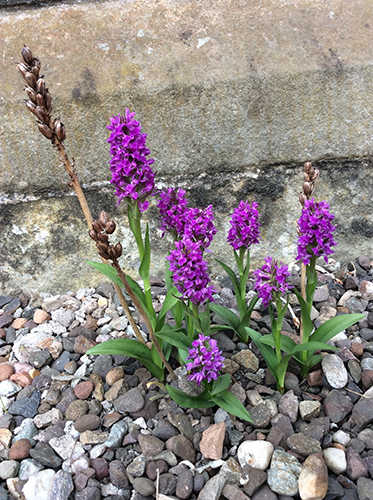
left=74, top=381, right=94, bottom=400
left=11, top=318, right=27, bottom=330
left=13, top=363, right=33, bottom=373
left=0, top=364, right=14, bottom=381
left=10, top=372, right=32, bottom=387
left=199, top=422, right=226, bottom=460
left=33, top=309, right=51, bottom=324
left=9, top=439, right=32, bottom=460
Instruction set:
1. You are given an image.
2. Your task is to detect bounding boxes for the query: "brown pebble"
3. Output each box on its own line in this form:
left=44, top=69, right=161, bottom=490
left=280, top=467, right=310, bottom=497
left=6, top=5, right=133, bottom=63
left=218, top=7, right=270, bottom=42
left=106, top=367, right=124, bottom=386
left=33, top=309, right=51, bottom=324
left=74, top=381, right=94, bottom=400
left=10, top=372, right=32, bottom=387
left=11, top=318, right=27, bottom=330
left=307, top=369, right=323, bottom=387
left=0, top=364, right=14, bottom=381
left=350, top=342, right=364, bottom=357
left=74, top=336, right=96, bottom=354
left=0, top=329, right=6, bottom=340
left=9, top=439, right=32, bottom=460
left=102, top=412, right=122, bottom=428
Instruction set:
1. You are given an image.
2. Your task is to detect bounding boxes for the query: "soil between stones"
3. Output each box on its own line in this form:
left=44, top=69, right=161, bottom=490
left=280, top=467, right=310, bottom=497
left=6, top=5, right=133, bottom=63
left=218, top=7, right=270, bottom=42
left=0, top=257, right=372, bottom=500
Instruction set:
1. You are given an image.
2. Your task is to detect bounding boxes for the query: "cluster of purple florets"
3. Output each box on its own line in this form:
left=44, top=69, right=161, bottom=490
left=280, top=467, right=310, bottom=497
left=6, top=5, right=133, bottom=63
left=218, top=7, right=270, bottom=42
left=158, top=188, right=217, bottom=248
left=254, top=256, right=293, bottom=308
left=159, top=188, right=217, bottom=305
left=186, top=333, right=225, bottom=385
left=227, top=200, right=261, bottom=250
left=167, top=238, right=216, bottom=304
left=107, top=110, right=155, bottom=211
left=296, top=198, right=336, bottom=265
left=157, top=188, right=189, bottom=238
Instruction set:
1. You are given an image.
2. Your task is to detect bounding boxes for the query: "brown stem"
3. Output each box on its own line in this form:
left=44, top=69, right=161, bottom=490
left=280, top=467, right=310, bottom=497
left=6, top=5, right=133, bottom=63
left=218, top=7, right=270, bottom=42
left=112, top=260, right=176, bottom=381
left=53, top=139, right=145, bottom=345
left=299, top=263, right=307, bottom=344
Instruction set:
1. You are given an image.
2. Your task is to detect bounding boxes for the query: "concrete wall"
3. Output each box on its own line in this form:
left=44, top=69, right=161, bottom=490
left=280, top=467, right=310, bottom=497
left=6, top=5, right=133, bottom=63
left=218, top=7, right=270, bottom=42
left=1, top=0, right=373, bottom=293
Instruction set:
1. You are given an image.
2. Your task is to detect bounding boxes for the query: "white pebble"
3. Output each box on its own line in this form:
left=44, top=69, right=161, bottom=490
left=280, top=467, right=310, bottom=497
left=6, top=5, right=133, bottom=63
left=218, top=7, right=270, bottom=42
left=323, top=448, right=347, bottom=475
left=237, top=440, right=274, bottom=470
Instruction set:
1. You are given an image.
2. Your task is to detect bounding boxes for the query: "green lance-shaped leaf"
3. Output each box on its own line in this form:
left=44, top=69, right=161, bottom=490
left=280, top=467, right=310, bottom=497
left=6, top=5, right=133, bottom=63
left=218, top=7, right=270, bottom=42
left=211, top=373, right=231, bottom=396
left=310, top=313, right=365, bottom=344
left=156, top=326, right=194, bottom=352
left=86, top=260, right=123, bottom=287
left=166, top=385, right=215, bottom=409
left=209, top=303, right=240, bottom=332
left=87, top=339, right=164, bottom=381
left=211, top=390, right=252, bottom=422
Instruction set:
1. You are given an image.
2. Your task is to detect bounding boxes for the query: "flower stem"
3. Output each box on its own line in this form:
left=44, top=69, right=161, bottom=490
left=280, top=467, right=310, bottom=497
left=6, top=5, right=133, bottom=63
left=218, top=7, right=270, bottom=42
left=111, top=259, right=176, bottom=380
left=54, top=140, right=144, bottom=345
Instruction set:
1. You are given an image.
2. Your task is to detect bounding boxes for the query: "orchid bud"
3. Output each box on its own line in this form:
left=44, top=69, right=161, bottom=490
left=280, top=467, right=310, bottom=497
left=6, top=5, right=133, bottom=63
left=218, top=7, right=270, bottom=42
left=299, top=193, right=306, bottom=206
left=38, top=123, right=53, bottom=139
left=31, top=60, right=41, bottom=79
left=22, top=45, right=33, bottom=65
left=310, top=169, right=319, bottom=182
left=105, top=221, right=116, bottom=234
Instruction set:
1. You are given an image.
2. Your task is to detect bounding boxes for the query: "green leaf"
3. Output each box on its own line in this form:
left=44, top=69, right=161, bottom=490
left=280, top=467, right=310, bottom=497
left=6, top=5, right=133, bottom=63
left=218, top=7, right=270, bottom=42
left=212, top=390, right=252, bottom=422
left=215, top=259, right=241, bottom=298
left=310, top=313, right=365, bottom=344
left=139, top=224, right=151, bottom=283
left=209, top=304, right=240, bottom=332
left=166, top=385, right=215, bottom=409
left=258, top=334, right=297, bottom=354
left=155, top=287, right=182, bottom=331
left=210, top=325, right=238, bottom=335
left=85, top=260, right=123, bottom=287
left=293, top=289, right=314, bottom=341
left=244, top=327, right=278, bottom=377
left=126, top=275, right=147, bottom=312
left=289, top=341, right=338, bottom=355
left=156, top=326, right=193, bottom=352
left=211, top=374, right=231, bottom=396
left=86, top=339, right=164, bottom=380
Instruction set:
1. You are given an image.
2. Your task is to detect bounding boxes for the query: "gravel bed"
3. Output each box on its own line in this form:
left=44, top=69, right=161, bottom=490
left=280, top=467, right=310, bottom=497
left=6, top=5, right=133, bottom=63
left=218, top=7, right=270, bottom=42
left=0, top=257, right=373, bottom=500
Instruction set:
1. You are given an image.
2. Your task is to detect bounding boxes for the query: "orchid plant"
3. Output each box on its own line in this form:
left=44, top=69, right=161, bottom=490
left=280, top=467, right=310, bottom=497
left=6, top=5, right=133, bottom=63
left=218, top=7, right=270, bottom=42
left=17, top=45, right=364, bottom=414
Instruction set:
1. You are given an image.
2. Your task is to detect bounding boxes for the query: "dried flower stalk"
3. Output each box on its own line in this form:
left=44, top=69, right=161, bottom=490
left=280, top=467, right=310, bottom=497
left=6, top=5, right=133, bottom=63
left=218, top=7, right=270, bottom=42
left=90, top=212, right=176, bottom=380
left=18, top=45, right=144, bottom=345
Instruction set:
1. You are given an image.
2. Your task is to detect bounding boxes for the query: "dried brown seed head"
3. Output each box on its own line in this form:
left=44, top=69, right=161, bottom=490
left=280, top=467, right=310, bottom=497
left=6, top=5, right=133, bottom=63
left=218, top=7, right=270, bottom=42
left=22, top=45, right=34, bottom=66
left=89, top=229, right=99, bottom=241
left=105, top=221, right=116, bottom=234
left=115, top=242, right=123, bottom=258
left=97, top=232, right=109, bottom=243
left=92, top=220, right=104, bottom=233
left=31, top=60, right=41, bottom=79
left=108, top=246, right=118, bottom=259
left=18, top=63, right=29, bottom=78
left=299, top=193, right=306, bottom=206
left=36, top=92, right=45, bottom=108
left=309, top=169, right=319, bottom=182
left=37, top=123, right=53, bottom=139
left=54, top=120, right=66, bottom=141
left=44, top=91, right=52, bottom=112
left=24, top=72, right=37, bottom=88
left=25, top=86, right=37, bottom=102
left=99, top=211, right=110, bottom=225
left=36, top=78, right=45, bottom=94
left=303, top=181, right=313, bottom=197
left=25, top=100, right=37, bottom=113
left=34, top=106, right=49, bottom=123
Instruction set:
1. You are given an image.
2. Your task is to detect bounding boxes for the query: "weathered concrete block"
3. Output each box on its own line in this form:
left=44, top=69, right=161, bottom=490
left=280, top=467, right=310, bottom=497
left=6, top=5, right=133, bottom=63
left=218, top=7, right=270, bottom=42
left=1, top=0, right=373, bottom=292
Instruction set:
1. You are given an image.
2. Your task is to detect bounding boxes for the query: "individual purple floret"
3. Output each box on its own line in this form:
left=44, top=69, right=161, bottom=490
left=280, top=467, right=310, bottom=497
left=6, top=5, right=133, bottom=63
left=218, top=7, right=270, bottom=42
left=186, top=333, right=225, bottom=385
left=254, top=256, right=293, bottom=308
left=227, top=200, right=260, bottom=250
left=157, top=187, right=189, bottom=238
left=107, top=109, right=156, bottom=211
left=167, top=238, right=216, bottom=304
left=296, top=198, right=337, bottom=265
left=183, top=205, right=217, bottom=250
